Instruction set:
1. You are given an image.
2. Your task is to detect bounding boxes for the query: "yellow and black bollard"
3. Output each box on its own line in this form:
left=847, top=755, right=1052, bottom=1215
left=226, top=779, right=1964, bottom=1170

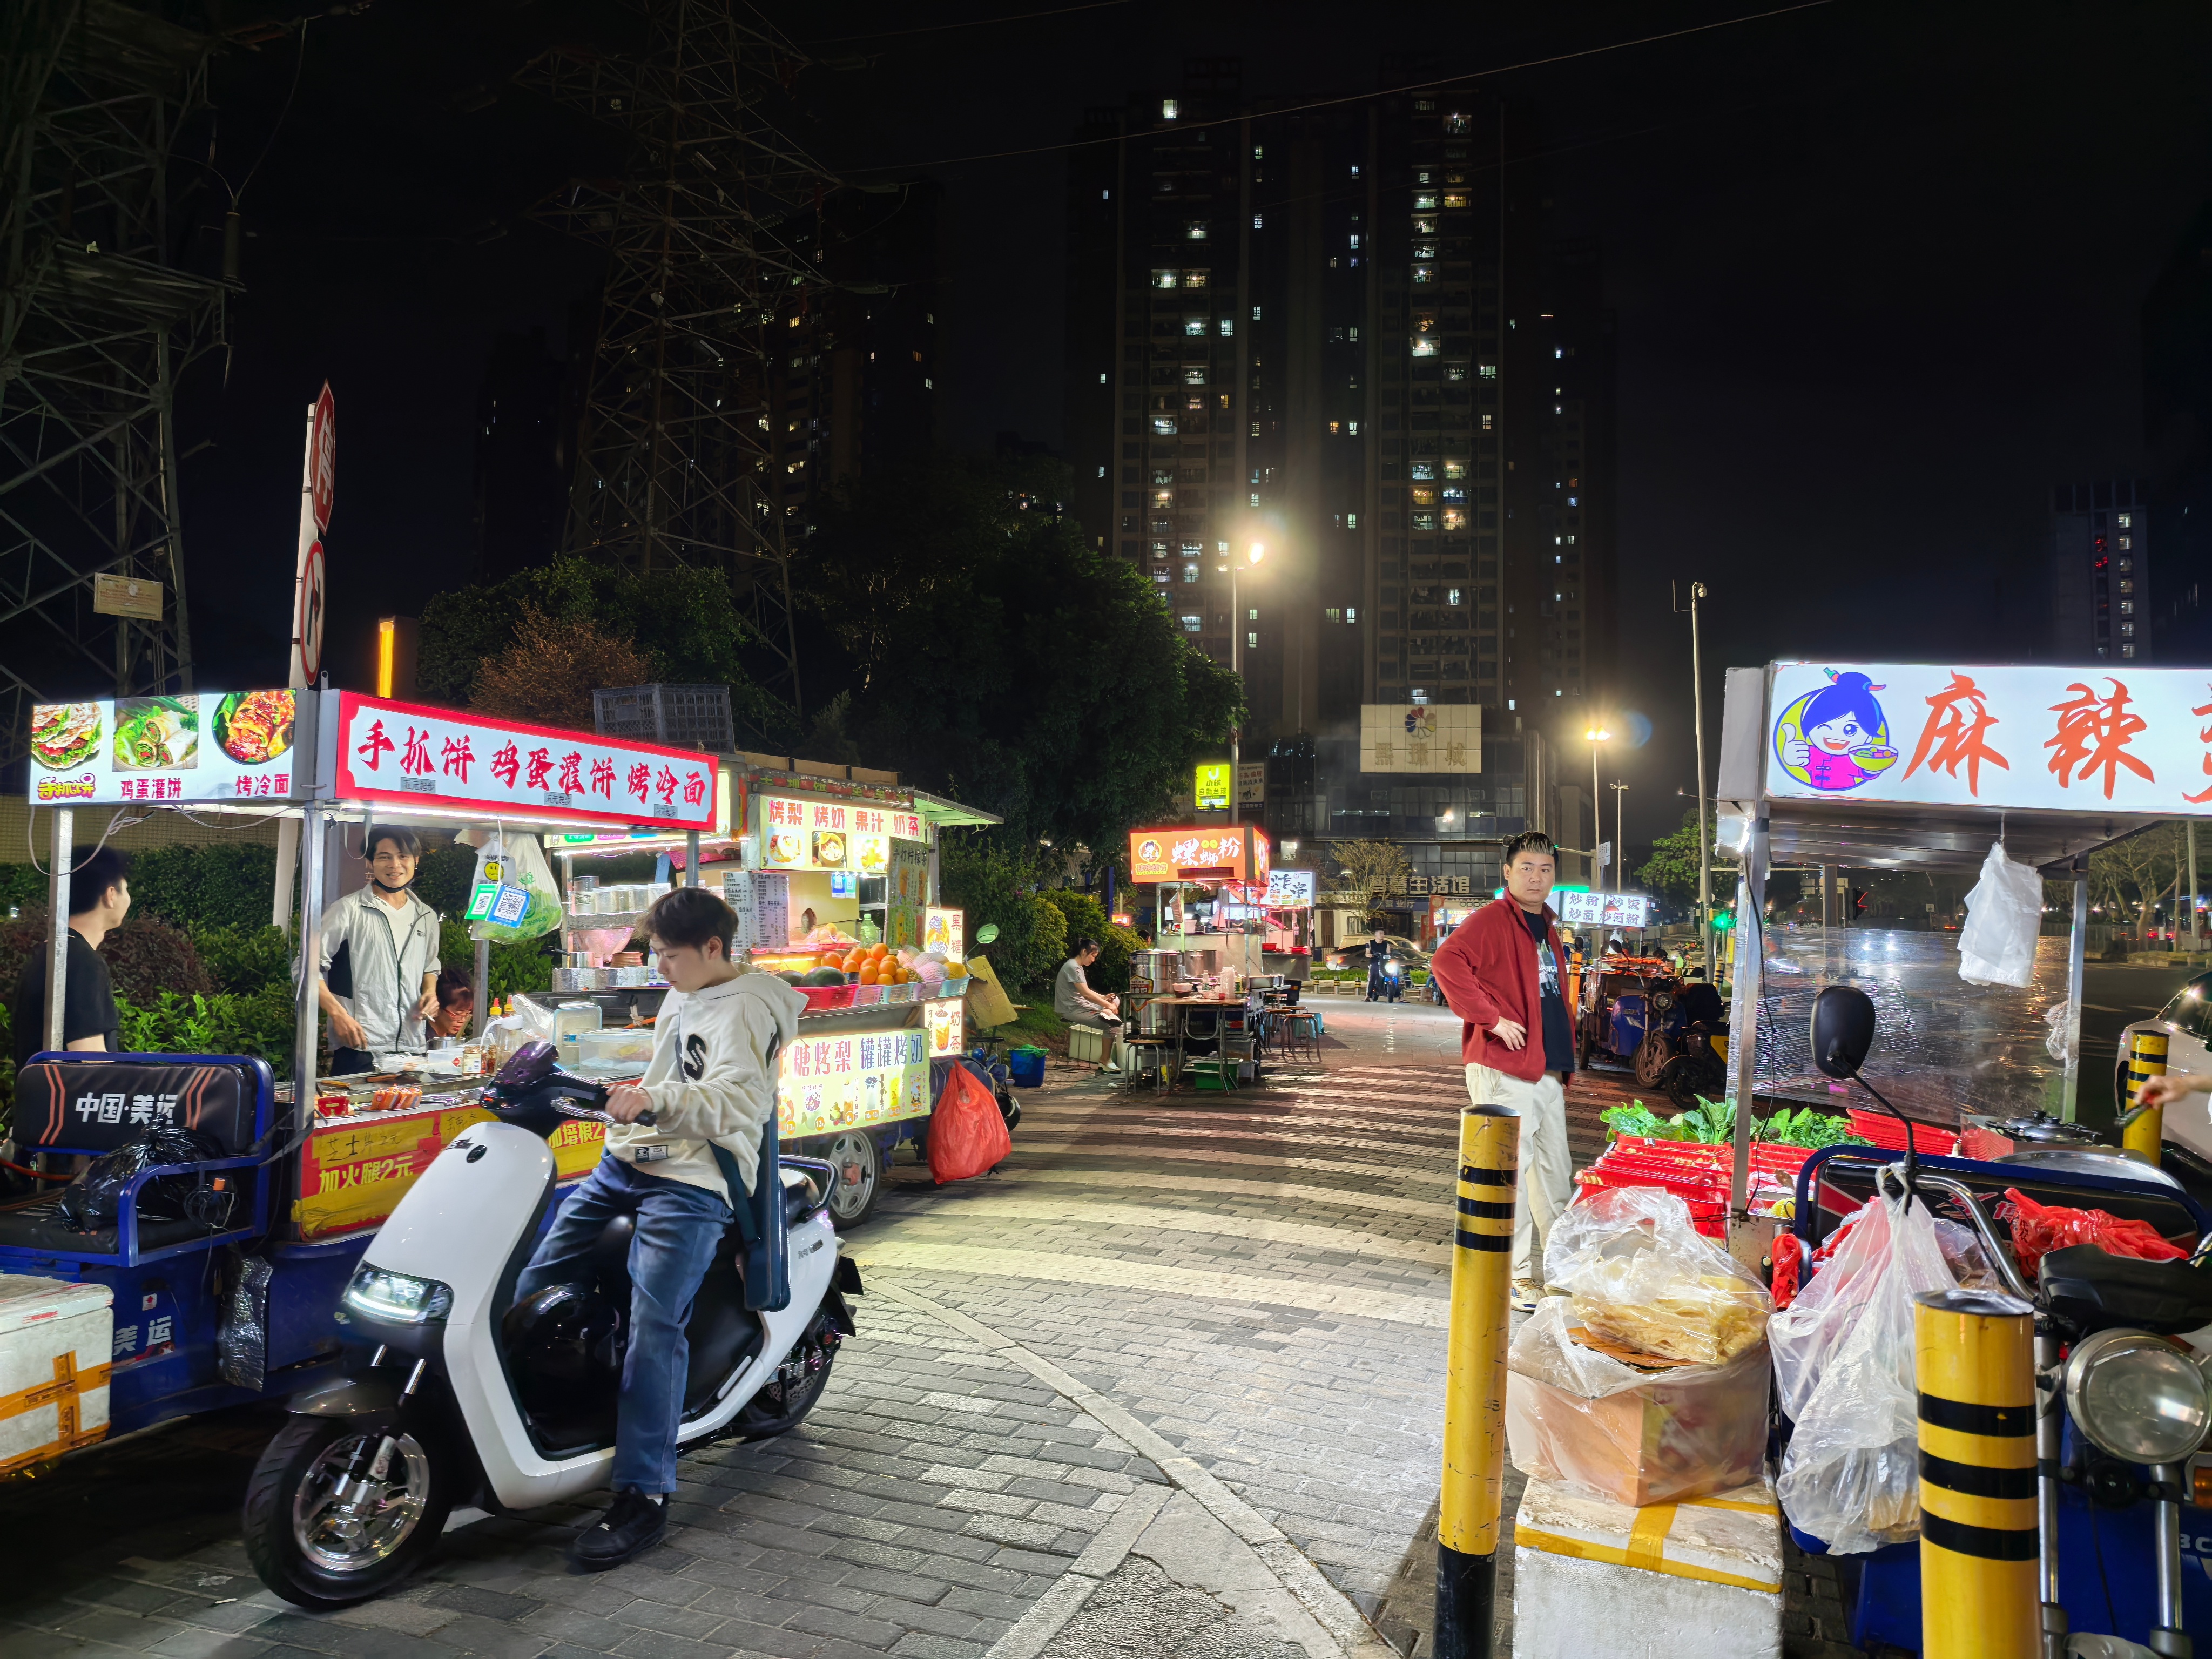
left=1916, top=1287, right=2040, bottom=1659
left=1434, top=1106, right=1520, bottom=1659
left=2124, top=1029, right=2169, bottom=1165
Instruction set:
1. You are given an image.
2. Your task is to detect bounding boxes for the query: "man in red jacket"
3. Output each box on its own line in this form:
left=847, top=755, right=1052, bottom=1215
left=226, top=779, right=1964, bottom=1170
left=1428, top=829, right=1575, bottom=1309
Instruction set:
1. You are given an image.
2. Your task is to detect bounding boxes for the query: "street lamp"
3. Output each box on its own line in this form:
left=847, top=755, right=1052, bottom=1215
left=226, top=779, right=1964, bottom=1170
left=1583, top=725, right=1611, bottom=885
left=1225, top=541, right=1266, bottom=823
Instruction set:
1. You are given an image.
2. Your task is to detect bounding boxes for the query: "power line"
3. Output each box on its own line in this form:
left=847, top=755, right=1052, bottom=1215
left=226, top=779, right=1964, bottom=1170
left=852, top=0, right=1834, bottom=173
left=806, top=0, right=1132, bottom=46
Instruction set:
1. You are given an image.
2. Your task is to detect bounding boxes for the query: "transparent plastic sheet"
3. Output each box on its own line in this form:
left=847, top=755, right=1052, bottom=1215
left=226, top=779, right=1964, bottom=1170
left=1505, top=1297, right=1771, bottom=1507
left=1958, top=840, right=2045, bottom=988
left=1751, top=927, right=2075, bottom=1125
left=1542, top=1185, right=1772, bottom=1365
left=1772, top=1184, right=1967, bottom=1552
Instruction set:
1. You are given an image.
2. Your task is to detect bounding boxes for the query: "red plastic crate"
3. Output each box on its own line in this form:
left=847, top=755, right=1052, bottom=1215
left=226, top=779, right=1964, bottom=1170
left=1846, top=1109, right=1957, bottom=1156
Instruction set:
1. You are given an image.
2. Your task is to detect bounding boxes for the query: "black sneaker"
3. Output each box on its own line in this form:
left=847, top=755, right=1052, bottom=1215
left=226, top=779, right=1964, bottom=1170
left=570, top=1489, right=668, bottom=1570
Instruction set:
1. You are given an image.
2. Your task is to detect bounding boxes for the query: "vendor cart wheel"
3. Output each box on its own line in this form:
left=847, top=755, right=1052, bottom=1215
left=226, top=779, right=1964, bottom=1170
left=1632, top=1032, right=1669, bottom=1089
left=243, top=1413, right=454, bottom=1609
left=731, top=1320, right=838, bottom=1441
left=817, top=1129, right=882, bottom=1230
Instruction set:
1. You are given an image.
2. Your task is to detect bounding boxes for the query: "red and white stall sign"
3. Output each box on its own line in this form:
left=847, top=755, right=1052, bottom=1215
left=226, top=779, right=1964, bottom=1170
left=333, top=693, right=717, bottom=830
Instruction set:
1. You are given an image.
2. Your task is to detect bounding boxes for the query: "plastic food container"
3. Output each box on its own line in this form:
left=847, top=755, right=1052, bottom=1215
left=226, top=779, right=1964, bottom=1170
left=574, top=1029, right=655, bottom=1069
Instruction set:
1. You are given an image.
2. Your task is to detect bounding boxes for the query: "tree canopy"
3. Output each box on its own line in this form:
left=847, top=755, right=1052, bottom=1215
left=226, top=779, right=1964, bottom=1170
left=792, top=457, right=1243, bottom=854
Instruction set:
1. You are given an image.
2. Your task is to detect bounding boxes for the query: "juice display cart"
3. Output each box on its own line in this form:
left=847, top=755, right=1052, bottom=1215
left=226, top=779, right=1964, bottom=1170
left=0, top=687, right=718, bottom=1459
left=545, top=756, right=999, bottom=1228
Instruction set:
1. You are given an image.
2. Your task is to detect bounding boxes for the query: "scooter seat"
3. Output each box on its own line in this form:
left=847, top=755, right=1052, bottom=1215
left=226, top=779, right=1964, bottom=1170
left=2039, top=1245, right=2212, bottom=1337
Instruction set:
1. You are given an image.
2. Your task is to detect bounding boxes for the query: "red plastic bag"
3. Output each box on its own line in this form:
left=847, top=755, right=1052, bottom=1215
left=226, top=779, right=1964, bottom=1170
left=929, top=1063, right=1011, bottom=1185
left=1771, top=1231, right=1805, bottom=1311
left=1996, top=1188, right=2188, bottom=1279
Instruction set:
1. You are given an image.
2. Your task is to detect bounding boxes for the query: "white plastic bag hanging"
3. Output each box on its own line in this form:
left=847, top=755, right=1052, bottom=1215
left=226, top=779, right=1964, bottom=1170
left=1958, top=838, right=2042, bottom=988
left=468, top=829, right=561, bottom=943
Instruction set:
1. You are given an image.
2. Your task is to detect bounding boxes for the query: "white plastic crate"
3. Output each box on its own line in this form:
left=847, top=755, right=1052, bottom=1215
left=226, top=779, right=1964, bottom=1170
left=0, top=1274, right=114, bottom=1475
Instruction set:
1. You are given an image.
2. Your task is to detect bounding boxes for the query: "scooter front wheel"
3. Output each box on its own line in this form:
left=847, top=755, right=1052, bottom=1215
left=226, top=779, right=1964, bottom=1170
left=244, top=1413, right=456, bottom=1609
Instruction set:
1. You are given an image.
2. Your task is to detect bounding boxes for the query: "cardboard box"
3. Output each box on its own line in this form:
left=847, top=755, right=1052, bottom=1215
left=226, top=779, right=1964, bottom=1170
left=0, top=1275, right=113, bottom=1475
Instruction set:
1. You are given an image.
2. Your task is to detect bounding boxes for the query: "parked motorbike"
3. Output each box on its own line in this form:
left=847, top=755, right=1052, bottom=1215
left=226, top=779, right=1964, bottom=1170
left=242, top=1040, right=859, bottom=1609
left=1656, top=1021, right=1729, bottom=1111
left=1812, top=986, right=2212, bottom=1658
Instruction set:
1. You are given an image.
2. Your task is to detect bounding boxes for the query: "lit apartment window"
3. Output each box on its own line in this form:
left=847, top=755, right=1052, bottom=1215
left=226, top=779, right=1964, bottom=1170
left=1347, top=607, right=1359, bottom=623
left=1413, top=217, right=1439, bottom=235
left=1253, top=145, right=1264, bottom=159
left=1443, top=509, right=1467, bottom=530
left=1184, top=542, right=1205, bottom=557
left=1184, top=318, right=1206, bottom=336
left=1154, top=417, right=1179, bottom=435
left=1447, top=364, right=1468, bottom=382
left=1411, top=462, right=1435, bottom=480
left=1182, top=615, right=1202, bottom=632
left=1152, top=469, right=1174, bottom=484
left=1250, top=491, right=1260, bottom=506
left=1247, top=632, right=1258, bottom=649
left=1151, top=541, right=1170, bottom=557
left=1153, top=568, right=1170, bottom=583
left=1349, top=234, right=1361, bottom=250
left=1479, top=364, right=1498, bottom=379
left=1328, top=420, right=1340, bottom=435
left=1442, top=487, right=1466, bottom=503
left=2120, top=601, right=2135, bottom=615
left=1444, top=112, right=1469, bottom=134
left=1412, top=337, right=1439, bottom=358
left=1186, top=220, right=1210, bottom=240
left=1412, top=487, right=1438, bottom=506
left=2119, top=578, right=2135, bottom=594
left=1218, top=319, right=1233, bottom=336
left=1184, top=271, right=1209, bottom=287
left=1162, top=99, right=1179, bottom=119
left=1413, top=511, right=1438, bottom=530
left=1154, top=490, right=1173, bottom=507
left=1184, top=368, right=1206, bottom=385
left=1413, top=265, right=1434, bottom=285
left=2119, top=535, right=2132, bottom=549
left=1415, top=193, right=1439, bottom=210
left=2121, top=622, right=2136, bottom=637
left=1152, top=271, right=1180, bottom=289
left=1444, top=192, right=1468, bottom=208
left=1481, top=414, right=1493, bottom=430
left=1253, top=214, right=1264, bottom=230
left=1326, top=608, right=1343, bottom=623
left=1348, top=420, right=1359, bottom=435
left=2122, top=644, right=2138, bottom=658
left=1350, top=164, right=1361, bottom=177
left=1252, top=305, right=1263, bottom=320
left=1184, top=563, right=1201, bottom=582
left=1346, top=512, right=1359, bottom=529
left=2119, top=513, right=2133, bottom=528
left=2118, top=557, right=2133, bottom=572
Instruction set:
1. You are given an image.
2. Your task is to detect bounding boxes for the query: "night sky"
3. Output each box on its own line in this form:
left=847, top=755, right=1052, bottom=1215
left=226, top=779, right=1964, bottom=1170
left=179, top=0, right=2212, bottom=855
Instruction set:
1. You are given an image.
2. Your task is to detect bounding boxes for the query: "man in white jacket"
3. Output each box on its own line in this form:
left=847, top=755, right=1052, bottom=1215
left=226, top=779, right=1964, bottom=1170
left=515, top=886, right=805, bottom=1569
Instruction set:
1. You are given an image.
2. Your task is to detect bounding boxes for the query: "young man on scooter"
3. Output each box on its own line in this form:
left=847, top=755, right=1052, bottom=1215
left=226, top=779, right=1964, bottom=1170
left=515, top=886, right=805, bottom=1569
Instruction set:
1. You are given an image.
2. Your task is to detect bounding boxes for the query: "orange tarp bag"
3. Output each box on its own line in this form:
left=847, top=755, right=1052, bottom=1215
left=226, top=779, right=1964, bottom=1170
left=929, top=1063, right=1011, bottom=1185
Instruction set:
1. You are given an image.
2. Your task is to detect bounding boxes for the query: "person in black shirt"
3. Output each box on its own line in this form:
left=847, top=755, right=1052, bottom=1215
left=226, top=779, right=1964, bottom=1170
left=1364, top=928, right=1400, bottom=1002
left=12, top=846, right=128, bottom=1073
left=1675, top=968, right=1725, bottom=1030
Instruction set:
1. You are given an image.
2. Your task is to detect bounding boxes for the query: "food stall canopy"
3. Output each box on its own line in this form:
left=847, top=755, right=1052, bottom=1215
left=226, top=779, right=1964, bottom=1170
left=909, top=789, right=1002, bottom=830
left=1716, top=662, right=2212, bottom=875
left=1129, top=826, right=1272, bottom=882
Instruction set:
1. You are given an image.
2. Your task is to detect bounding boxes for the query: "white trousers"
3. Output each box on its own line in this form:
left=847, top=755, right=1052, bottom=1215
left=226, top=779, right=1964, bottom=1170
left=1464, top=1064, right=1573, bottom=1285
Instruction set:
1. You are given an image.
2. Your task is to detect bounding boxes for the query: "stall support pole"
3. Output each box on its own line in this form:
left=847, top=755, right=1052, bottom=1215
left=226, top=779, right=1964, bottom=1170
left=44, top=807, right=73, bottom=1055
left=1433, top=1107, right=1519, bottom=1659
left=473, top=939, right=489, bottom=1041
left=293, top=804, right=326, bottom=1111
left=2062, top=859, right=2088, bottom=1122
left=2034, top=1323, right=2069, bottom=1659
left=1914, top=1289, right=2039, bottom=1659
left=1725, top=813, right=1768, bottom=1216
left=2190, top=819, right=2201, bottom=954
left=685, top=830, right=700, bottom=888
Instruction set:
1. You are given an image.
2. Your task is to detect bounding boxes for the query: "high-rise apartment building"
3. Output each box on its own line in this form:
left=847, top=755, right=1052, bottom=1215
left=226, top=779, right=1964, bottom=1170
left=2049, top=480, right=2152, bottom=662
left=1065, top=66, right=1616, bottom=899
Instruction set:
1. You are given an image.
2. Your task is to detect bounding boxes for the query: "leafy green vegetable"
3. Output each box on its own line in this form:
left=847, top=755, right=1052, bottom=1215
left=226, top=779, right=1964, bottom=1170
left=1601, top=1101, right=1667, bottom=1139
left=1599, top=1097, right=1851, bottom=1152
left=1669, top=1095, right=1738, bottom=1144
left=1761, top=1105, right=1852, bottom=1149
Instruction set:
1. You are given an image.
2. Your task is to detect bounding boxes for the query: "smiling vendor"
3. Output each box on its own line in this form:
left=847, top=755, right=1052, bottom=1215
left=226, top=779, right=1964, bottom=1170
left=316, top=825, right=442, bottom=1075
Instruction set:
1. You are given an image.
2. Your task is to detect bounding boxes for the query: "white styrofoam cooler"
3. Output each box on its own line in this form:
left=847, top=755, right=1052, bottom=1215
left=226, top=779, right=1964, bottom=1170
left=0, top=1274, right=114, bottom=1473
left=1511, top=1475, right=1783, bottom=1659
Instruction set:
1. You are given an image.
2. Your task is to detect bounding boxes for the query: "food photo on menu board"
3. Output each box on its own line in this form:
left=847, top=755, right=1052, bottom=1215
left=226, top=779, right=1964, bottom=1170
left=114, top=696, right=198, bottom=770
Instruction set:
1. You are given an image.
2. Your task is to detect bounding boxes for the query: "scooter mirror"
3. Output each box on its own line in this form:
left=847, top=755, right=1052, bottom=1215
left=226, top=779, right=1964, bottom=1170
left=491, top=1039, right=558, bottom=1091
left=1810, top=984, right=1876, bottom=1078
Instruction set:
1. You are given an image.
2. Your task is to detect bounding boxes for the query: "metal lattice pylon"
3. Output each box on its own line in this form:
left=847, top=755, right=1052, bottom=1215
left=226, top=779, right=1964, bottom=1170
left=520, top=0, right=840, bottom=716
left=0, top=0, right=227, bottom=768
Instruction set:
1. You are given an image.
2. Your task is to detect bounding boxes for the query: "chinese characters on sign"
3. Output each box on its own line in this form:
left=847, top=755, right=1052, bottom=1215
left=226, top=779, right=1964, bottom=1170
left=778, top=1028, right=930, bottom=1139
left=759, top=794, right=925, bottom=872
left=1359, top=703, right=1481, bottom=773
left=1765, top=663, right=2212, bottom=814
left=1265, top=869, right=1317, bottom=907
left=25, top=690, right=306, bottom=807
left=1128, top=827, right=1273, bottom=882
left=1556, top=891, right=1653, bottom=929
left=335, top=693, right=715, bottom=830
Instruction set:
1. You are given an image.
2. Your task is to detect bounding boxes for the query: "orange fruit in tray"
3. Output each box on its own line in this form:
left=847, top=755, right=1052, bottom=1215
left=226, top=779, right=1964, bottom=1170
left=859, top=965, right=879, bottom=985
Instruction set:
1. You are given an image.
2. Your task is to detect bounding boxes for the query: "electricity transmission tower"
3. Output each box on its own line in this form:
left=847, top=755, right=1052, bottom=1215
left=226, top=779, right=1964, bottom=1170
left=0, top=0, right=227, bottom=768
left=521, top=1, right=842, bottom=717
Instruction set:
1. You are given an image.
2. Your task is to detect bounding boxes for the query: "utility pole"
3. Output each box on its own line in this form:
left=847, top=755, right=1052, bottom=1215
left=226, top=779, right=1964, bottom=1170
left=2190, top=819, right=2201, bottom=954
left=1610, top=781, right=1629, bottom=891
left=1675, top=581, right=1712, bottom=973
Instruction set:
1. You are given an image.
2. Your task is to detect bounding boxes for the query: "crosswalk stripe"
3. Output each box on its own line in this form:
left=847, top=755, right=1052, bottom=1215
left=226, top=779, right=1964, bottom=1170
left=851, top=1241, right=1449, bottom=1327
left=999, top=1139, right=1449, bottom=1185
left=873, top=1195, right=1453, bottom=1265
left=889, top=1164, right=1462, bottom=1220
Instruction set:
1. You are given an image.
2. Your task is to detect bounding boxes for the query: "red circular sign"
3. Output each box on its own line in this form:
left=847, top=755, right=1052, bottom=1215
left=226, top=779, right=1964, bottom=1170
left=309, top=383, right=336, bottom=532
left=295, top=538, right=326, bottom=682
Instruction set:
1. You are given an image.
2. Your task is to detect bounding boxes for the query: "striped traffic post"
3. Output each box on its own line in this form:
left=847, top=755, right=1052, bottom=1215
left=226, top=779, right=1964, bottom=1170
left=1915, top=1288, right=2040, bottom=1658
left=1434, top=1105, right=1520, bottom=1659
left=2124, top=1029, right=2169, bottom=1165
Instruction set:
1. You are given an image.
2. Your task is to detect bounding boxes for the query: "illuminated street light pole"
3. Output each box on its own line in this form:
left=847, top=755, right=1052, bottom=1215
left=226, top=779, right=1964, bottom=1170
left=1225, top=541, right=1266, bottom=824
left=1583, top=724, right=1611, bottom=886
left=1674, top=581, right=1712, bottom=973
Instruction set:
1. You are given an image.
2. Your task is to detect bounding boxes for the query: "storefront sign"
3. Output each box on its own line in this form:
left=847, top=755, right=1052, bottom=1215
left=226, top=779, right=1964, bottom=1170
left=27, top=690, right=309, bottom=806
left=926, top=997, right=964, bottom=1059
left=778, top=1027, right=932, bottom=1139
left=1265, top=869, right=1316, bottom=907
left=1360, top=703, right=1481, bottom=773
left=1195, top=763, right=1230, bottom=811
left=294, top=1105, right=603, bottom=1239
left=1238, top=762, right=1266, bottom=806
left=759, top=794, right=924, bottom=871
left=334, top=692, right=716, bottom=829
left=887, top=839, right=928, bottom=949
left=92, top=574, right=164, bottom=621
left=1764, top=663, right=2212, bottom=814
left=1557, top=891, right=1653, bottom=929
left=1128, top=827, right=1272, bottom=882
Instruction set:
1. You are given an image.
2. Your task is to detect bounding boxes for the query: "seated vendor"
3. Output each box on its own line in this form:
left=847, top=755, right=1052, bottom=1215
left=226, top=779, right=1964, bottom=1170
left=1675, top=967, right=1725, bottom=1029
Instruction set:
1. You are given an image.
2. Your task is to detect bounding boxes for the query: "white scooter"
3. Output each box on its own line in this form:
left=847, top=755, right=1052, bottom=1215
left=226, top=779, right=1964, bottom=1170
left=242, top=1039, right=860, bottom=1609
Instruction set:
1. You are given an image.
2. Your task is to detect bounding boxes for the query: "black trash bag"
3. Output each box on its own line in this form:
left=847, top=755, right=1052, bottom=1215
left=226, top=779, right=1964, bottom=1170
left=219, top=1250, right=273, bottom=1391
left=56, top=1124, right=224, bottom=1232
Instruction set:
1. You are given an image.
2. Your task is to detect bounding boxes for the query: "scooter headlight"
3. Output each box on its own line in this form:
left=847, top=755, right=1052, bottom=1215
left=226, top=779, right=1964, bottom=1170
left=344, top=1265, right=453, bottom=1326
left=2063, top=1329, right=2211, bottom=1466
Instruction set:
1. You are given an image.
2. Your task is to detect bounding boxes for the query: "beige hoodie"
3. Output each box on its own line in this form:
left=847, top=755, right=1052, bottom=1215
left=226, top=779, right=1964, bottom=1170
left=603, top=970, right=806, bottom=1204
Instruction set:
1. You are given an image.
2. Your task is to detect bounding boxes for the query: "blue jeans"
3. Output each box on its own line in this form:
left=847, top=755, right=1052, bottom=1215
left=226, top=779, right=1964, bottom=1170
left=516, top=1156, right=733, bottom=1494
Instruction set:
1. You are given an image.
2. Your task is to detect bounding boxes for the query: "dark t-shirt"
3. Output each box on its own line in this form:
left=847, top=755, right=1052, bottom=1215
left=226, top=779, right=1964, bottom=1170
left=1677, top=981, right=1726, bottom=1027
left=12, top=931, right=119, bottom=1073
left=1523, top=907, right=1574, bottom=1076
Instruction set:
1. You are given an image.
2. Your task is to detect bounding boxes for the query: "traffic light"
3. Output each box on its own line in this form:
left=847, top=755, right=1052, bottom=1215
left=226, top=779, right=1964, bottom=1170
left=1711, top=908, right=1736, bottom=933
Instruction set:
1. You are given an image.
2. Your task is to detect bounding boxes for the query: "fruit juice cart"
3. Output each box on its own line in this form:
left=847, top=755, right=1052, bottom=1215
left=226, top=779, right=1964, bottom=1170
left=548, top=757, right=1000, bottom=1228
left=0, top=689, right=718, bottom=1461
left=1711, top=659, right=2212, bottom=1652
